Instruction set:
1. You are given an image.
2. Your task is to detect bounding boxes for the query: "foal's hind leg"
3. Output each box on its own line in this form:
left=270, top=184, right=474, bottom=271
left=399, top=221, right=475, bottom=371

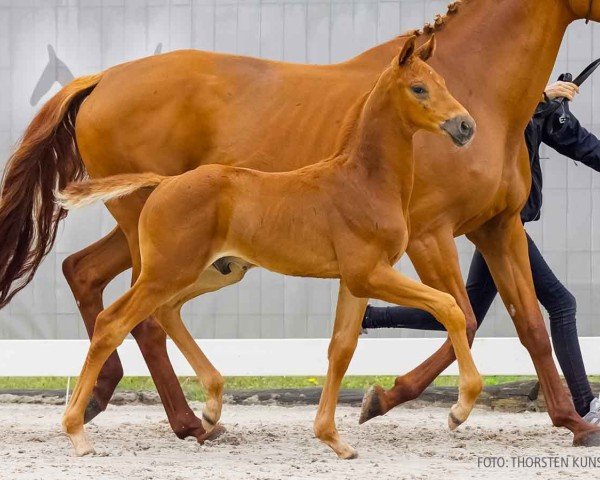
left=62, top=279, right=175, bottom=455
left=155, top=303, right=225, bottom=435
left=356, top=265, right=482, bottom=429
left=314, top=281, right=367, bottom=459
left=153, top=259, right=252, bottom=433
left=151, top=260, right=252, bottom=435
left=65, top=225, right=207, bottom=441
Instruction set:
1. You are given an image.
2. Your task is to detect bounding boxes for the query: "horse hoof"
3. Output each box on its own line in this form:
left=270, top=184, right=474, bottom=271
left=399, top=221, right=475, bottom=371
left=448, top=405, right=464, bottom=431
left=197, top=423, right=227, bottom=444
left=201, top=411, right=219, bottom=432
left=83, top=397, right=104, bottom=424
left=75, top=444, right=96, bottom=457
left=68, top=428, right=95, bottom=457
left=573, top=429, right=600, bottom=447
left=339, top=447, right=359, bottom=460
left=359, top=385, right=385, bottom=425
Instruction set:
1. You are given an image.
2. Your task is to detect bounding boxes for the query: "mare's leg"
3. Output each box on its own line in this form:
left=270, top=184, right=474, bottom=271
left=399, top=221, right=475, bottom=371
left=61, top=227, right=130, bottom=419
left=62, top=279, right=175, bottom=455
left=360, top=231, right=478, bottom=422
left=357, top=265, right=482, bottom=428
left=314, top=281, right=367, bottom=459
left=522, top=233, right=593, bottom=416
left=470, top=216, right=600, bottom=445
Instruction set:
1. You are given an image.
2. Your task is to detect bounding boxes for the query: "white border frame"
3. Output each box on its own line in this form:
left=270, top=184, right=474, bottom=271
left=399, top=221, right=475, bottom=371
left=2, top=337, right=600, bottom=376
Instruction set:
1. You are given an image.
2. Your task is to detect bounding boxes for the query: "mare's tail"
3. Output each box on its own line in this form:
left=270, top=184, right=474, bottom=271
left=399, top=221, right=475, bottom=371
left=0, top=73, right=102, bottom=309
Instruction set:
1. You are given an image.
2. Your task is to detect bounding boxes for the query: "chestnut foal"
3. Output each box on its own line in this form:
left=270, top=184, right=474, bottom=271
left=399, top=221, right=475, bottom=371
left=58, top=36, right=480, bottom=459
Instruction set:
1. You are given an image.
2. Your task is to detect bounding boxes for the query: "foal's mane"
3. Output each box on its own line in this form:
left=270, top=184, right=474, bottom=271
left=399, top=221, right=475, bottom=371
left=332, top=89, right=373, bottom=156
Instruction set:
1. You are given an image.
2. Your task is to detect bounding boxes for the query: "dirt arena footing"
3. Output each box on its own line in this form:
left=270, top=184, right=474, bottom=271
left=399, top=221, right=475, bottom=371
left=1, top=380, right=597, bottom=412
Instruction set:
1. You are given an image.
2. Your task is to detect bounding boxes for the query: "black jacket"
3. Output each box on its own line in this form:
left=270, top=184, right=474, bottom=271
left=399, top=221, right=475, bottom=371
left=521, top=100, right=600, bottom=222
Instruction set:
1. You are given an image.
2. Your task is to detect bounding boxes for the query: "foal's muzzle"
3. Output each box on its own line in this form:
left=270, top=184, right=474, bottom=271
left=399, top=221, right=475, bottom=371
left=441, top=115, right=476, bottom=147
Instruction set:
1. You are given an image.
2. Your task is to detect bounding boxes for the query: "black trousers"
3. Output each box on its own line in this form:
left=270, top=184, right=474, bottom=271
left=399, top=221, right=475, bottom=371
left=362, top=233, right=594, bottom=416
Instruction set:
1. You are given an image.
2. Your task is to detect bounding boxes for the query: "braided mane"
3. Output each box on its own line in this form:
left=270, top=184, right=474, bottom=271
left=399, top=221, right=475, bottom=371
left=405, top=1, right=463, bottom=37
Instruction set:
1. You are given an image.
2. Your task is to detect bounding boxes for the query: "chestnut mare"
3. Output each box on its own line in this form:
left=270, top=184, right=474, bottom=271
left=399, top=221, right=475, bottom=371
left=57, top=37, right=480, bottom=458
left=1, top=0, right=600, bottom=447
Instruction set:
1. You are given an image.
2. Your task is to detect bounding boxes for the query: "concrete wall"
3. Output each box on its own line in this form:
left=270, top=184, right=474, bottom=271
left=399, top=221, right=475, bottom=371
left=0, top=0, right=599, bottom=340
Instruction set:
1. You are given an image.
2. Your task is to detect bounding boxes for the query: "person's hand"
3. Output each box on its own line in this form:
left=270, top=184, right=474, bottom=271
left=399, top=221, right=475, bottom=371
left=544, top=81, right=580, bottom=101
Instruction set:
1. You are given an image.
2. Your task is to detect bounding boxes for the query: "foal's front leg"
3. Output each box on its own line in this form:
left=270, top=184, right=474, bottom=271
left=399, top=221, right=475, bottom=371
left=357, top=264, right=482, bottom=429
left=360, top=232, right=478, bottom=423
left=314, top=281, right=367, bottom=459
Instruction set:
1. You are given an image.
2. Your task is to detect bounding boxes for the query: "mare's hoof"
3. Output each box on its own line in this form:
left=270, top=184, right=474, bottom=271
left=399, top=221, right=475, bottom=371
left=573, top=429, right=600, bottom=447
left=83, top=397, right=104, bottom=424
left=359, top=385, right=384, bottom=425
left=197, top=423, right=227, bottom=444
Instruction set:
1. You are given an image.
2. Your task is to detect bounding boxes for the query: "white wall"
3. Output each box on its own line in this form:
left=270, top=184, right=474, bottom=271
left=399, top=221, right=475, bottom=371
left=0, top=0, right=599, bottom=341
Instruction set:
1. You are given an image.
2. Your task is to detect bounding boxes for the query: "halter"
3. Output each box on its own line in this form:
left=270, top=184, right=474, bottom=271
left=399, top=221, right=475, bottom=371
left=586, top=0, right=594, bottom=23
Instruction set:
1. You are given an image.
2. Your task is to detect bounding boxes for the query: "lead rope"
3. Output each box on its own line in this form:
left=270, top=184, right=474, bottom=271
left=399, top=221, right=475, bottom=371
left=586, top=0, right=594, bottom=23
left=65, top=375, right=71, bottom=406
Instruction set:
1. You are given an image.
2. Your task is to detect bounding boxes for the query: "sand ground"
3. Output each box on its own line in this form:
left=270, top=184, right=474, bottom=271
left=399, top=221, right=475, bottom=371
left=0, top=402, right=598, bottom=480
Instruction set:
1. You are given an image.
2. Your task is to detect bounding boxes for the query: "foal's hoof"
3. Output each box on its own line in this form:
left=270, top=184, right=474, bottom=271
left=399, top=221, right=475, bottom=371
left=448, top=404, right=465, bottom=431
left=83, top=397, right=104, bottom=424
left=197, top=423, right=227, bottom=444
left=201, top=411, right=220, bottom=432
left=339, top=446, right=359, bottom=460
left=75, top=443, right=96, bottom=457
left=67, top=428, right=95, bottom=457
left=359, top=385, right=385, bottom=425
left=573, top=429, right=600, bottom=447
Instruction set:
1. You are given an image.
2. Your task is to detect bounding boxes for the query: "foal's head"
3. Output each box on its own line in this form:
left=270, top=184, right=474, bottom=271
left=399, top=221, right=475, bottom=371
left=385, top=35, right=475, bottom=147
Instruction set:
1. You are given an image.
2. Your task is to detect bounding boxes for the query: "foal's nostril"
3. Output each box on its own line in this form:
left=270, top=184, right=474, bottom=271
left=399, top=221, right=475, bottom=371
left=440, top=116, right=475, bottom=147
left=460, top=121, right=471, bottom=135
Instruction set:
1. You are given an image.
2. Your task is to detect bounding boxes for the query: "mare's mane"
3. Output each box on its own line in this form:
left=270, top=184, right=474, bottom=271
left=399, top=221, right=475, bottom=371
left=400, top=0, right=465, bottom=39
left=335, top=1, right=468, bottom=155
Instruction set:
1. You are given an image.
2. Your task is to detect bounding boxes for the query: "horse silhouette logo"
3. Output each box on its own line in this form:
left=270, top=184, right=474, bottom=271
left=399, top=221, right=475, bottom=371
left=30, top=43, right=164, bottom=106
left=30, top=45, right=75, bottom=106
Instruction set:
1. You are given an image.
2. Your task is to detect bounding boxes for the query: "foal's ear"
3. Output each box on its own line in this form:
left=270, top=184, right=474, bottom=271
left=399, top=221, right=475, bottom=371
left=398, top=35, right=417, bottom=66
left=417, top=34, right=436, bottom=61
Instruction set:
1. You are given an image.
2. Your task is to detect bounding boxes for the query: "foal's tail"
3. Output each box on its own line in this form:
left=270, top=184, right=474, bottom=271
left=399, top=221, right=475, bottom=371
left=56, top=173, right=167, bottom=210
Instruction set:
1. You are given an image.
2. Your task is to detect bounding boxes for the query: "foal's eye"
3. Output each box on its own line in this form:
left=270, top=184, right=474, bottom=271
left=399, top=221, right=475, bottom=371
left=411, top=85, right=428, bottom=97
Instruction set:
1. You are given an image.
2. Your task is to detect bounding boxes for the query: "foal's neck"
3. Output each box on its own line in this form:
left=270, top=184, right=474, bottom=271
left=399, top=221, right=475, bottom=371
left=343, top=82, right=415, bottom=190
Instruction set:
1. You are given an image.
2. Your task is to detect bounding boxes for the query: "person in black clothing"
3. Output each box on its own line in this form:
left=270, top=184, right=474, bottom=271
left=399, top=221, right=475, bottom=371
left=362, top=80, right=600, bottom=422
